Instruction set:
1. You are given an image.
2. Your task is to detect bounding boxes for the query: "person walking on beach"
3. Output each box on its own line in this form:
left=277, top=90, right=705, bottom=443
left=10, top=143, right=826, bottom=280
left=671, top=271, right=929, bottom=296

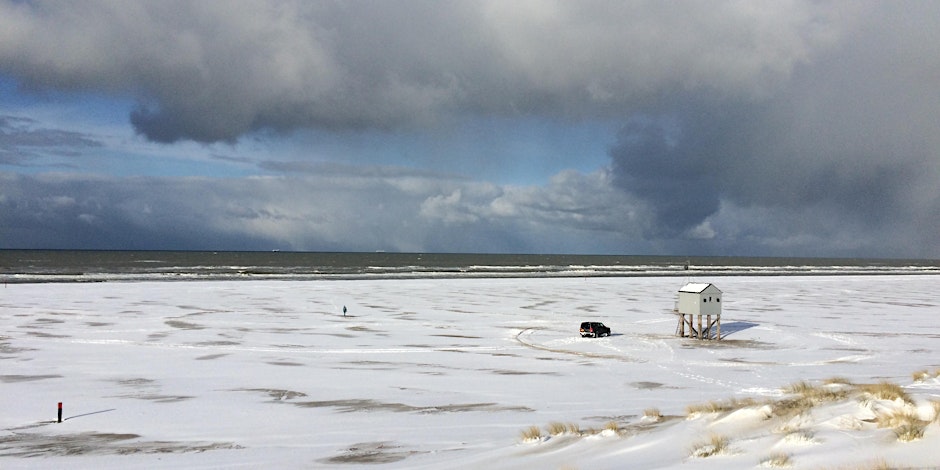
left=343, top=305, right=347, bottom=317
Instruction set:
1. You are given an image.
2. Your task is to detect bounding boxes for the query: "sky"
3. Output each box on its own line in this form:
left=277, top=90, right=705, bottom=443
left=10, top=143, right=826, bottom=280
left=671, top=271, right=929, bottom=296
left=1, top=1, right=939, bottom=257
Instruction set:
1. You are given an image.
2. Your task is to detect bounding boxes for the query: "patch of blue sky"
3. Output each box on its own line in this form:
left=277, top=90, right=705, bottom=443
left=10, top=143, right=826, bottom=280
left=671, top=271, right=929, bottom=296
left=3, top=71, right=618, bottom=183
left=3, top=146, right=257, bottom=178
left=100, top=151, right=259, bottom=178
left=0, top=74, right=133, bottom=127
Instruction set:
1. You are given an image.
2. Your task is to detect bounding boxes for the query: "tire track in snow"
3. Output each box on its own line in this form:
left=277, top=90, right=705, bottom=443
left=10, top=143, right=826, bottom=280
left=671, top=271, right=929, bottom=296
left=514, top=328, right=645, bottom=363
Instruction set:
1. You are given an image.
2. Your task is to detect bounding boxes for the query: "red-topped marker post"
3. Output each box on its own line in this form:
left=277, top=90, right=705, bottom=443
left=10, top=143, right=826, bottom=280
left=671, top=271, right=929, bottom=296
left=57, top=402, right=62, bottom=423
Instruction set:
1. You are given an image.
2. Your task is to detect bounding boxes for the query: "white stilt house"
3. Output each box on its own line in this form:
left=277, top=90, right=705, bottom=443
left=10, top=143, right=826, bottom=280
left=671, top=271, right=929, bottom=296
left=675, top=283, right=722, bottom=340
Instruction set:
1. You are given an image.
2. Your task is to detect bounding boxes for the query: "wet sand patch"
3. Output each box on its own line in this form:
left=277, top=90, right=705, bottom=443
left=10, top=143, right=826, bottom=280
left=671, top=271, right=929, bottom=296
left=679, top=339, right=776, bottom=350
left=115, top=394, right=194, bottom=403
left=193, top=340, right=242, bottom=346
left=322, top=441, right=420, bottom=464
left=293, top=399, right=533, bottom=414
left=266, top=361, right=304, bottom=367
left=0, top=337, right=36, bottom=355
left=110, top=378, right=192, bottom=402
left=520, top=300, right=557, bottom=310
left=175, top=305, right=209, bottom=312
left=165, top=320, right=205, bottom=330
left=490, top=352, right=521, bottom=358
left=320, top=333, right=356, bottom=338
left=263, top=327, right=316, bottom=334
left=117, top=378, right=156, bottom=387
left=907, top=348, right=932, bottom=354
left=447, top=308, right=478, bottom=314
left=195, top=353, right=229, bottom=360
left=334, top=361, right=397, bottom=371
left=0, top=432, right=240, bottom=457
left=86, top=322, right=113, bottom=327
left=1, top=374, right=62, bottom=383
left=361, top=304, right=398, bottom=313
left=631, top=381, right=665, bottom=390
left=24, top=331, right=71, bottom=338
left=347, top=326, right=382, bottom=333
left=237, top=388, right=308, bottom=401
left=823, top=347, right=869, bottom=353
left=488, top=369, right=560, bottom=376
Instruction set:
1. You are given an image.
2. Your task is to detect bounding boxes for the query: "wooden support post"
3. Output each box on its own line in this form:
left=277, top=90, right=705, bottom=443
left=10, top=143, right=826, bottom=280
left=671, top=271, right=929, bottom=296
left=697, top=315, right=703, bottom=339
left=706, top=315, right=712, bottom=339
left=716, top=317, right=721, bottom=340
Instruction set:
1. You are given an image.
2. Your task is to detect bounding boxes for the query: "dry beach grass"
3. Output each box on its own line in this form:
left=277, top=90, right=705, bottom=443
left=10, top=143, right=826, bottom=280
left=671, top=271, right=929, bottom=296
left=521, top=374, right=940, bottom=467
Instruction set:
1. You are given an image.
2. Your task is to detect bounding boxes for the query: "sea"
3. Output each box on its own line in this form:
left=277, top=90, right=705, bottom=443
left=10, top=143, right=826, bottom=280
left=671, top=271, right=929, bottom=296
left=2, top=250, right=939, bottom=284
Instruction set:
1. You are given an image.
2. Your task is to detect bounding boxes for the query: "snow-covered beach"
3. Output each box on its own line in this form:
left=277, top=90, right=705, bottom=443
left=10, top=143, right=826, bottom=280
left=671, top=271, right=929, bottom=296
left=2, top=275, right=939, bottom=468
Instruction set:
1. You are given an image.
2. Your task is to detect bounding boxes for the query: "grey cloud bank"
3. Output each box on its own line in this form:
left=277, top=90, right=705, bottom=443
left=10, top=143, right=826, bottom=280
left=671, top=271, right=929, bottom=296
left=1, top=1, right=939, bottom=257
left=0, top=1, right=840, bottom=142
left=0, top=170, right=640, bottom=254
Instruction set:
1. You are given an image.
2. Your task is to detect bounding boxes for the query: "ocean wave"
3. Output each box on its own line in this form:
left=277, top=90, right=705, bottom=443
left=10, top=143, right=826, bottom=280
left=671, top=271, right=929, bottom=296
left=3, top=263, right=939, bottom=284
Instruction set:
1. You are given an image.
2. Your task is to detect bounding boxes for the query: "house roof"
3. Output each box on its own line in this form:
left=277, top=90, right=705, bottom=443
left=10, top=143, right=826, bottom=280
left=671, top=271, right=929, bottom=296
left=678, top=283, right=721, bottom=294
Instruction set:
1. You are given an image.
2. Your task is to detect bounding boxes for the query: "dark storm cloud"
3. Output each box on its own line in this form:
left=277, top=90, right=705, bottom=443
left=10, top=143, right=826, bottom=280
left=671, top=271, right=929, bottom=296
left=607, top=3, right=940, bottom=254
left=0, top=1, right=840, bottom=142
left=610, top=86, right=939, bottom=252
left=608, top=112, right=723, bottom=237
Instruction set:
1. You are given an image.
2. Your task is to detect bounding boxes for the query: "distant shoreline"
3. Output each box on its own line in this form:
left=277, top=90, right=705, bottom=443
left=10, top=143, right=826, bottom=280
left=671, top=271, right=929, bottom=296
left=2, top=249, right=939, bottom=284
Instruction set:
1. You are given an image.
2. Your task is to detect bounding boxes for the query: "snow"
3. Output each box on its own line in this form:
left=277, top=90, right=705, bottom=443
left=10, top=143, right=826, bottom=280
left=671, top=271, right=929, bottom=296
left=678, top=282, right=714, bottom=293
left=2, top=275, right=940, bottom=469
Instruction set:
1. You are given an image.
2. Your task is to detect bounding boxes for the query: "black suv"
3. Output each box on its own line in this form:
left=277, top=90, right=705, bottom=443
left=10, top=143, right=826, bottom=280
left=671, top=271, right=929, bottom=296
left=579, top=321, right=611, bottom=338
